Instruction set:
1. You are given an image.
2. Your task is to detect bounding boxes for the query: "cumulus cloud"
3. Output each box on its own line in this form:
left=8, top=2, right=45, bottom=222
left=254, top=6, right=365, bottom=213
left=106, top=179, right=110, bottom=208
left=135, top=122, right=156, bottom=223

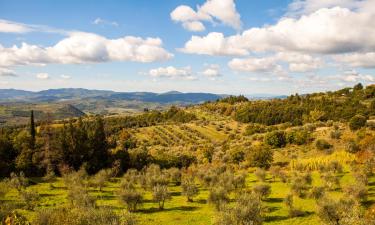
left=93, top=18, right=119, bottom=27
left=170, top=0, right=242, bottom=32
left=179, top=32, right=247, bottom=56
left=228, top=52, right=322, bottom=74
left=148, top=66, right=197, bottom=80
left=201, top=64, right=221, bottom=80
left=0, top=32, right=173, bottom=68
left=36, top=73, right=49, bottom=79
left=181, top=7, right=375, bottom=55
left=336, top=70, right=375, bottom=82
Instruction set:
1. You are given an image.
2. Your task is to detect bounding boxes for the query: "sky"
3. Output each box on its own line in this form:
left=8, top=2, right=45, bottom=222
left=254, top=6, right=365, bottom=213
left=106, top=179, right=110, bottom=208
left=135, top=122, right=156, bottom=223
left=0, top=0, right=374, bottom=95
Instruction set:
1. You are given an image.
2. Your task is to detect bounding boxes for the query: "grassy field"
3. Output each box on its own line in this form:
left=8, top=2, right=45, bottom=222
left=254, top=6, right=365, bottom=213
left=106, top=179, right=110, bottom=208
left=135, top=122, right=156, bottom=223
left=2, top=168, right=374, bottom=225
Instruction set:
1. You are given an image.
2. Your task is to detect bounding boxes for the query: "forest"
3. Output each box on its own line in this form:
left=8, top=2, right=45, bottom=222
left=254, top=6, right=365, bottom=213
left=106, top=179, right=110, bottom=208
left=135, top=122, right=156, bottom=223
left=0, top=84, right=374, bottom=225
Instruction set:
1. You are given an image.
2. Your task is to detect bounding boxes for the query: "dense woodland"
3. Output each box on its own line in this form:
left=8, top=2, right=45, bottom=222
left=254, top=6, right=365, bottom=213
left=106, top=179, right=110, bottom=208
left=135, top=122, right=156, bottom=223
left=0, top=84, right=374, bottom=225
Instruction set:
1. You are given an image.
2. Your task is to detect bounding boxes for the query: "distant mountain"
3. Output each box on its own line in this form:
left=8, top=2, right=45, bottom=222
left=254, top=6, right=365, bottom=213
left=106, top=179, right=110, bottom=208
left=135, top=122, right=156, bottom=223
left=0, top=88, right=223, bottom=104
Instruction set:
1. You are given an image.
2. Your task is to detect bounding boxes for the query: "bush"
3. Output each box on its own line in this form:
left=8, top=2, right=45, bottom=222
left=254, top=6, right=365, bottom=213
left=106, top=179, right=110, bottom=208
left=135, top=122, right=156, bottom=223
left=315, top=139, right=332, bottom=151
left=181, top=175, right=199, bottom=202
left=90, top=169, right=112, bottom=191
left=349, top=115, right=367, bottom=131
left=317, top=197, right=365, bottom=225
left=20, top=189, right=40, bottom=210
left=286, top=129, right=310, bottom=145
left=246, top=145, right=273, bottom=169
left=320, top=172, right=340, bottom=191
left=344, top=185, right=368, bottom=202
left=152, top=184, right=171, bottom=210
left=254, top=168, right=266, bottom=182
left=345, top=139, right=360, bottom=153
left=330, top=130, right=342, bottom=139
left=33, top=207, right=137, bottom=225
left=214, top=192, right=262, bottom=225
left=309, top=186, right=325, bottom=200
left=118, top=180, right=143, bottom=212
left=265, top=131, right=286, bottom=148
left=208, top=187, right=230, bottom=211
left=244, top=124, right=266, bottom=136
left=167, top=168, right=181, bottom=186
left=253, top=184, right=271, bottom=200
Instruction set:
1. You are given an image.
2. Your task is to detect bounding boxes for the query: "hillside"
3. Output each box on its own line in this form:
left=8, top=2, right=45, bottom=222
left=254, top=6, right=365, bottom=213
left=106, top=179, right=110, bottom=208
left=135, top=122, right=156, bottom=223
left=0, top=84, right=374, bottom=225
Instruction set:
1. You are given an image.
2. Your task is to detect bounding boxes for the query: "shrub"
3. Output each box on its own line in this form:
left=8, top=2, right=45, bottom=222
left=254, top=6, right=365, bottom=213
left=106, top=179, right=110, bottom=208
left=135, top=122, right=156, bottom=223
left=330, top=130, right=342, bottom=139
left=152, top=184, right=171, bottom=210
left=20, top=189, right=40, bottom=210
left=33, top=207, right=137, bottom=225
left=252, top=184, right=271, bottom=200
left=90, top=169, right=112, bottom=191
left=167, top=168, right=181, bottom=186
left=0, top=181, right=10, bottom=198
left=208, top=187, right=230, bottom=211
left=320, top=172, right=340, bottom=191
left=244, top=124, right=266, bottom=136
left=344, top=185, right=368, bottom=202
left=118, top=179, right=143, bottom=212
left=309, top=186, right=325, bottom=200
left=181, top=175, right=199, bottom=202
left=315, top=139, right=332, bottom=151
left=265, top=131, right=286, bottom=148
left=8, top=172, right=29, bottom=192
left=284, top=194, right=304, bottom=218
left=254, top=168, right=266, bottom=182
left=349, top=115, right=367, bottom=131
left=316, top=197, right=365, bottom=225
left=214, top=192, right=262, bottom=225
left=346, top=140, right=360, bottom=153
left=286, top=129, right=310, bottom=145
left=246, top=145, right=273, bottom=169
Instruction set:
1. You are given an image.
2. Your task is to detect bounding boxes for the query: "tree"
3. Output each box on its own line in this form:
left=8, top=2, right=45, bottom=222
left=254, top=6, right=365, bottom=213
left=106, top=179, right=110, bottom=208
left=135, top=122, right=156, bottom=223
left=265, top=131, right=286, bottom=148
left=87, top=117, right=109, bottom=174
left=152, top=184, right=171, bottom=210
left=91, top=169, right=112, bottom=191
left=30, top=110, right=36, bottom=150
left=181, top=175, right=199, bottom=202
left=208, top=186, right=229, bottom=211
left=353, top=83, right=363, bottom=91
left=215, top=192, right=263, bottom=225
left=349, top=115, right=367, bottom=131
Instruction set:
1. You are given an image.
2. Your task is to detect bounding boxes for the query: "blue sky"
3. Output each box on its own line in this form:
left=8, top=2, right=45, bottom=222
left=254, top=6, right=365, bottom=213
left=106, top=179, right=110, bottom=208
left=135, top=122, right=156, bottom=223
left=0, top=0, right=374, bottom=94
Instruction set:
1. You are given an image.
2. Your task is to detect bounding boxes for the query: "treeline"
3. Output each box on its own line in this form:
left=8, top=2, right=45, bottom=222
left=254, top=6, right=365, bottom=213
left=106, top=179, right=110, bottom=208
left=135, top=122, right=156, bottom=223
left=0, top=106, right=197, bottom=177
left=205, top=84, right=375, bottom=125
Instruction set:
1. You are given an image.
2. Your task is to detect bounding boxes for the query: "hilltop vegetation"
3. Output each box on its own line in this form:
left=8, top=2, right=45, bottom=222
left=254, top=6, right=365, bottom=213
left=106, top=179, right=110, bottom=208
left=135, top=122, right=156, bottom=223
left=0, top=84, right=374, bottom=224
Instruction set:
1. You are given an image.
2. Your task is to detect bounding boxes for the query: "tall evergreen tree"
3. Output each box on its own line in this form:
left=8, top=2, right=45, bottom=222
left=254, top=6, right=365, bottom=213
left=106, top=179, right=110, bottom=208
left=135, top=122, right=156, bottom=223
left=30, top=110, right=36, bottom=149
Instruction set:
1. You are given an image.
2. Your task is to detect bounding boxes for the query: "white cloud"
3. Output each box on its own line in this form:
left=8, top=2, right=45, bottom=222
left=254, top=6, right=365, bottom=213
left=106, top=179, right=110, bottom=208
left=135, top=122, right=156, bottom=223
left=0, top=68, right=17, bottom=76
left=338, top=70, right=375, bottom=82
left=228, top=57, right=283, bottom=74
left=60, top=74, right=71, bottom=79
left=0, top=32, right=173, bottom=68
left=182, top=21, right=205, bottom=32
left=148, top=66, right=197, bottom=80
left=179, top=32, right=247, bottom=56
left=0, top=19, right=33, bottom=33
left=93, top=18, right=119, bottom=26
left=0, top=80, right=9, bottom=85
left=170, top=0, right=242, bottom=32
left=228, top=52, right=322, bottom=74
left=180, top=6, right=375, bottom=55
left=36, top=73, right=49, bottom=79
left=202, top=64, right=221, bottom=79
left=334, top=52, right=375, bottom=68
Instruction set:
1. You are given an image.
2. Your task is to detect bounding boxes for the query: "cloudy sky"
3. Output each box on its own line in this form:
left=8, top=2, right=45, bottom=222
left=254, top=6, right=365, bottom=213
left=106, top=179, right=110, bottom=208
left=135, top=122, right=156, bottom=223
left=0, top=0, right=374, bottom=94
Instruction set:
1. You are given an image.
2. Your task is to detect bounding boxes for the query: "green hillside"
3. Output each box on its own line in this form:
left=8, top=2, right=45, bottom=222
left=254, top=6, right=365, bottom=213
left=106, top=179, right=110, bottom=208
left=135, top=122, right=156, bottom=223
left=0, top=84, right=374, bottom=225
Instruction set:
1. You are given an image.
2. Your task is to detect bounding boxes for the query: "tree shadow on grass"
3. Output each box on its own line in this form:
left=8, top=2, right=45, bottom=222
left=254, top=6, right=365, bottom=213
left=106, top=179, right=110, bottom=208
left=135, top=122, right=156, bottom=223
left=264, top=197, right=283, bottom=203
left=264, top=211, right=314, bottom=222
left=170, top=191, right=181, bottom=197
left=138, top=206, right=199, bottom=214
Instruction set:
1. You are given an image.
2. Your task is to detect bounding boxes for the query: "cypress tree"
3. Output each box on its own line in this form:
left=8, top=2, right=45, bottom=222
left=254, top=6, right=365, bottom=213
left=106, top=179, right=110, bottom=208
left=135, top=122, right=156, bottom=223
left=30, top=110, right=36, bottom=149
